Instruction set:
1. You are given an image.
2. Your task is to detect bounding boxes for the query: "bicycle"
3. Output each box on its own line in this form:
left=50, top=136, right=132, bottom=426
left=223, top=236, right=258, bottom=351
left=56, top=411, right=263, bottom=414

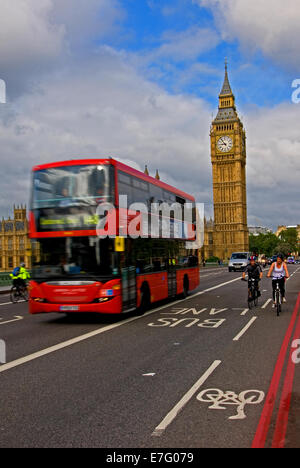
left=273, top=280, right=283, bottom=317
left=10, top=284, right=29, bottom=304
left=242, top=277, right=259, bottom=309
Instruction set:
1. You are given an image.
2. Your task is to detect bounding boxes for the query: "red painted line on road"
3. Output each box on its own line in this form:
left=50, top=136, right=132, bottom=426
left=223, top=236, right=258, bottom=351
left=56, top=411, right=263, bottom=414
left=252, top=293, right=300, bottom=449
left=271, top=294, right=300, bottom=448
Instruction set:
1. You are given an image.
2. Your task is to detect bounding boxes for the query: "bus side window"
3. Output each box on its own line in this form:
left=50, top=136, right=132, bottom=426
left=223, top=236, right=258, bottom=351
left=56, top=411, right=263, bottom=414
left=118, top=172, right=133, bottom=205
left=148, top=184, right=163, bottom=205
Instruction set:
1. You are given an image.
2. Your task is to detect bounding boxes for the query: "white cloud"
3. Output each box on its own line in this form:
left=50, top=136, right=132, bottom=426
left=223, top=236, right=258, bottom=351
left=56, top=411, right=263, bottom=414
left=197, top=0, right=300, bottom=68
left=0, top=0, right=299, bottom=231
left=0, top=0, right=125, bottom=99
left=0, top=47, right=213, bottom=218
left=147, top=27, right=220, bottom=62
left=244, top=102, right=300, bottom=228
left=1, top=43, right=299, bottom=229
left=0, top=0, right=124, bottom=69
left=50, top=0, right=125, bottom=46
left=0, top=0, right=65, bottom=69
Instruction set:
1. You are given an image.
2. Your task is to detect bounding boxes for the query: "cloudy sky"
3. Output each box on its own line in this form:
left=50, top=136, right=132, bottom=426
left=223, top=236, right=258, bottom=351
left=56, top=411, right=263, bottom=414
left=0, top=0, right=299, bottom=230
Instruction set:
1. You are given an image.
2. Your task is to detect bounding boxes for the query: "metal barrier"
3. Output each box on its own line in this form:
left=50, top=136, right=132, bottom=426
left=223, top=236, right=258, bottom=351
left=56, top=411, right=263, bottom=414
left=201, top=262, right=228, bottom=268
left=0, top=273, right=11, bottom=287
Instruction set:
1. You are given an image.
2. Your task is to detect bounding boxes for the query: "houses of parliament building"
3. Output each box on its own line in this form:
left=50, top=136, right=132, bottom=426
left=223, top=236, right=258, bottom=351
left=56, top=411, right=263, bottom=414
left=0, top=205, right=39, bottom=272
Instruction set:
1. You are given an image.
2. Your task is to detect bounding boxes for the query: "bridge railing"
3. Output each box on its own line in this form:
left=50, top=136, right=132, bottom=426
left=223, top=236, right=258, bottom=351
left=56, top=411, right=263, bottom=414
left=0, top=273, right=11, bottom=287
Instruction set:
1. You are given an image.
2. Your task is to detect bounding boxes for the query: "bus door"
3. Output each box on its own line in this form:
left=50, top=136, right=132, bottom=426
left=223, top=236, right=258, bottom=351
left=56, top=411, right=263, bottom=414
left=168, top=258, right=177, bottom=298
left=115, top=237, right=137, bottom=312
left=121, top=266, right=137, bottom=312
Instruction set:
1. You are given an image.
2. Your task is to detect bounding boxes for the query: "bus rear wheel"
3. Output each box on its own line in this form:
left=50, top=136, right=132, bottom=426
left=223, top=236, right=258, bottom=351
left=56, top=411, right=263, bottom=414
left=182, top=277, right=189, bottom=299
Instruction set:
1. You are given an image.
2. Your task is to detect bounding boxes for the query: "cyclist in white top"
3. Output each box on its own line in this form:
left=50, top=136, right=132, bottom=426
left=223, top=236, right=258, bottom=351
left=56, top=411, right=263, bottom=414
left=267, top=254, right=290, bottom=307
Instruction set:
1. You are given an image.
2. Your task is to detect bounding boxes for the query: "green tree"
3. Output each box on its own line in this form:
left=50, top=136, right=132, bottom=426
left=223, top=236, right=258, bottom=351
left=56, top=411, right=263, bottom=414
left=261, top=233, right=280, bottom=257
left=249, top=233, right=279, bottom=257
left=278, top=228, right=298, bottom=253
left=274, top=243, right=294, bottom=257
left=249, top=234, right=260, bottom=254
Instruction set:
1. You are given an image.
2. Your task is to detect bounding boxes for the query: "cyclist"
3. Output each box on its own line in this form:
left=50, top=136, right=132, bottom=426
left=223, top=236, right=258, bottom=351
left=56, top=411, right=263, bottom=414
left=242, top=256, right=263, bottom=300
left=267, top=254, right=289, bottom=306
left=10, top=263, right=30, bottom=293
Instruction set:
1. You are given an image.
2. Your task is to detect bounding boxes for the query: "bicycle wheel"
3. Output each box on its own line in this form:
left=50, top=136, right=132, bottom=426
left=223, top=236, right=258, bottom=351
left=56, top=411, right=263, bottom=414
left=276, top=291, right=280, bottom=316
left=10, top=287, right=20, bottom=304
left=248, top=289, right=253, bottom=309
left=21, top=288, right=29, bottom=302
left=253, top=290, right=258, bottom=307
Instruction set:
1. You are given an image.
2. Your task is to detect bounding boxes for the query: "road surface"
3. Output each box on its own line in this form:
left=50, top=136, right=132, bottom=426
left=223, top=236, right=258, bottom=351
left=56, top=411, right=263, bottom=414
left=0, top=265, right=299, bottom=448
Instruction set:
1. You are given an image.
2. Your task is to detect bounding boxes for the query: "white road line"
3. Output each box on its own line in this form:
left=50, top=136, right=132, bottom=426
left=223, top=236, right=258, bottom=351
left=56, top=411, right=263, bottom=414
left=151, top=360, right=222, bottom=437
left=261, top=299, right=272, bottom=309
left=193, top=276, right=242, bottom=298
left=0, top=310, right=161, bottom=374
left=0, top=300, right=26, bottom=307
left=0, top=316, right=23, bottom=326
left=233, top=317, right=257, bottom=342
left=232, top=308, right=249, bottom=316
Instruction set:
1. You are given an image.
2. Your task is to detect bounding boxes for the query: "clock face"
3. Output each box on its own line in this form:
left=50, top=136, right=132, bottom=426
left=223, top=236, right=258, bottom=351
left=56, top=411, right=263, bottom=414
left=217, top=136, right=233, bottom=153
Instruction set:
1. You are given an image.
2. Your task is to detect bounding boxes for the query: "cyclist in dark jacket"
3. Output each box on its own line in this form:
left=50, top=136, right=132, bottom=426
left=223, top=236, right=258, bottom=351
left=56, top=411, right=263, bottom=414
left=242, top=256, right=263, bottom=297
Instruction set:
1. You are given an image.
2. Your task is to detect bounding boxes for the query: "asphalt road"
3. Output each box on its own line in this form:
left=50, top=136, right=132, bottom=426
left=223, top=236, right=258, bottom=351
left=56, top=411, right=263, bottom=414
left=0, top=265, right=299, bottom=448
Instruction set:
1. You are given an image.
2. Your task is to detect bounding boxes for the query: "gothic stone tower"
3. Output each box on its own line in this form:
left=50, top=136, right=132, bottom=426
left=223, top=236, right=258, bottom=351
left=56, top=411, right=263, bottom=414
left=210, top=62, right=249, bottom=260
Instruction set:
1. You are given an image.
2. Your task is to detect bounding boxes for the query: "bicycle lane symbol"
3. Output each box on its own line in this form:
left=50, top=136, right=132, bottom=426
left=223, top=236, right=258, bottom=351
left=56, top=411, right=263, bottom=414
left=197, top=388, right=265, bottom=420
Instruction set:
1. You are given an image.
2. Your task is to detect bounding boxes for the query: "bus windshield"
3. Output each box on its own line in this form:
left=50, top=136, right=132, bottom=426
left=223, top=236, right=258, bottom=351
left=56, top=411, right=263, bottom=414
left=31, top=164, right=114, bottom=232
left=33, top=164, right=111, bottom=208
left=31, top=237, right=116, bottom=281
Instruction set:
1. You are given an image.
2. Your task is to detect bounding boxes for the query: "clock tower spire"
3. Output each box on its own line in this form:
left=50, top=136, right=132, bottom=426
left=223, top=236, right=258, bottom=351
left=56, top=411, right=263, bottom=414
left=210, top=61, right=249, bottom=260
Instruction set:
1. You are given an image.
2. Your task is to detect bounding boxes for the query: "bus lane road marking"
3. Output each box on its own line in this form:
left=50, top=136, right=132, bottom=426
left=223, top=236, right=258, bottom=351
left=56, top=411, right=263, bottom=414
left=148, top=307, right=251, bottom=330
left=152, top=360, right=222, bottom=437
left=149, top=307, right=229, bottom=329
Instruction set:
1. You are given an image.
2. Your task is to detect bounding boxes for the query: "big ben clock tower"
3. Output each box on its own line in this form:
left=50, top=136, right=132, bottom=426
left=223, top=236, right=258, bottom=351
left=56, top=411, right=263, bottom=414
left=210, top=61, right=249, bottom=260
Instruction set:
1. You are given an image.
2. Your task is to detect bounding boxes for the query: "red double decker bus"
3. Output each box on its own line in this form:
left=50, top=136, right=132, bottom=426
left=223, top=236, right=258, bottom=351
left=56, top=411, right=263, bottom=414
left=29, top=158, right=200, bottom=315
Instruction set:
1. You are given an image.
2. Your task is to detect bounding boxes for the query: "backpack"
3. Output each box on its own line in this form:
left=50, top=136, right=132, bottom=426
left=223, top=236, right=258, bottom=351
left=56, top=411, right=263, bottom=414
left=12, top=267, right=20, bottom=277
